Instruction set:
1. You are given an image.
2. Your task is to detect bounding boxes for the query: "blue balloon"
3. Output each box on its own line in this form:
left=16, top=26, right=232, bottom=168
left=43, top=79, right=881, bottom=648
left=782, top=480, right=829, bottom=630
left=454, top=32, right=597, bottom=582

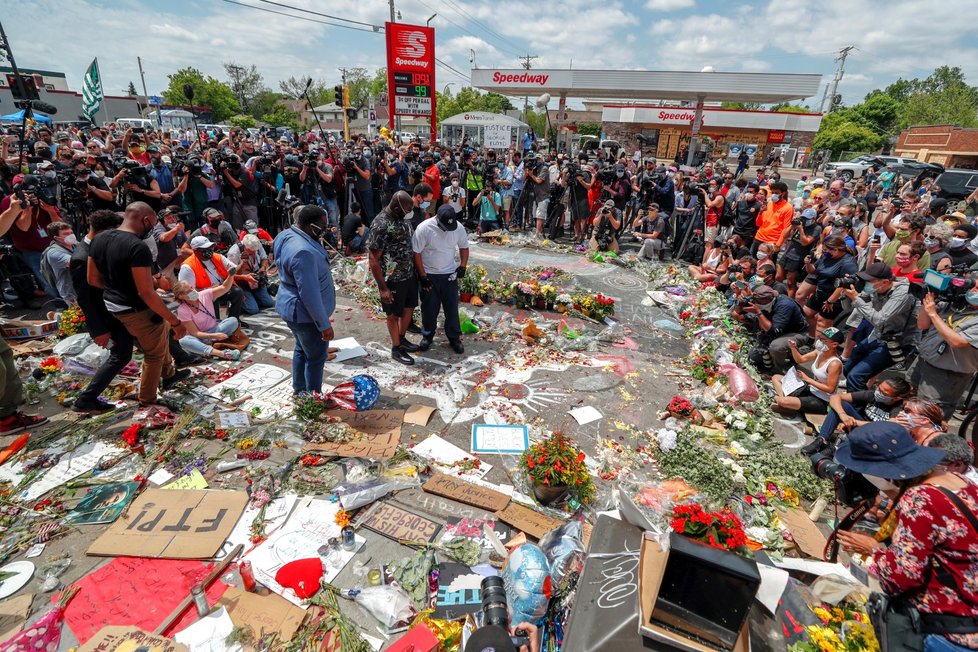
left=501, top=544, right=552, bottom=625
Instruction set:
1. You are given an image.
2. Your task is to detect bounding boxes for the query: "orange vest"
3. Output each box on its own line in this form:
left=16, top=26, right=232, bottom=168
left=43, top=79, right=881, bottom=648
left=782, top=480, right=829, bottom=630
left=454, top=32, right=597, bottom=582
left=185, top=253, right=229, bottom=289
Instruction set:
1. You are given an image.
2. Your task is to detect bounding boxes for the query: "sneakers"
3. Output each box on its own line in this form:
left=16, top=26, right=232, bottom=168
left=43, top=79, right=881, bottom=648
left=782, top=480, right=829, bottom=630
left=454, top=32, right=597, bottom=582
left=161, top=368, right=191, bottom=389
left=448, top=339, right=465, bottom=354
left=72, top=398, right=115, bottom=414
left=800, top=438, right=828, bottom=457
left=418, top=337, right=433, bottom=352
left=406, top=321, right=422, bottom=335
left=222, top=349, right=241, bottom=361
left=175, top=354, right=206, bottom=369
left=400, top=338, right=420, bottom=353
left=391, top=346, right=415, bottom=365
left=0, top=412, right=48, bottom=435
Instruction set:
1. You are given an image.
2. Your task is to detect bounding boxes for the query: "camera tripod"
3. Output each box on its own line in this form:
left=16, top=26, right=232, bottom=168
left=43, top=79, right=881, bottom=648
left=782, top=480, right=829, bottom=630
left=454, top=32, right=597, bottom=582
left=673, top=203, right=706, bottom=264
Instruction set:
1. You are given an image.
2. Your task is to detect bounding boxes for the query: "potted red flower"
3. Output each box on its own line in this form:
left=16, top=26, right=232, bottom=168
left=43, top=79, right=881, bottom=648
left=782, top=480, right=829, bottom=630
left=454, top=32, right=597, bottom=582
left=669, top=503, right=752, bottom=558
left=519, top=431, right=596, bottom=506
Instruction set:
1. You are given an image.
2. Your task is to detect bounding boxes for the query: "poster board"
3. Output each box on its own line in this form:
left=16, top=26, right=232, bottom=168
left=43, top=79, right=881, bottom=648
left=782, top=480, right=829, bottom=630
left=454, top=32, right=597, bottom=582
left=354, top=501, right=441, bottom=543
left=423, top=473, right=510, bottom=512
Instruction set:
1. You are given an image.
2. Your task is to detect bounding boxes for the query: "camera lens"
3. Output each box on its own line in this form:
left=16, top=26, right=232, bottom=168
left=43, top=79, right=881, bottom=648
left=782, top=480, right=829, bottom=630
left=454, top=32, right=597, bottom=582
left=480, top=576, right=509, bottom=629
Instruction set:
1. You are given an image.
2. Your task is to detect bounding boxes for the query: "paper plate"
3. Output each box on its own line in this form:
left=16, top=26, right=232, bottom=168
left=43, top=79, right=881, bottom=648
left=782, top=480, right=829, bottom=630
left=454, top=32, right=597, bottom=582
left=0, top=561, right=34, bottom=599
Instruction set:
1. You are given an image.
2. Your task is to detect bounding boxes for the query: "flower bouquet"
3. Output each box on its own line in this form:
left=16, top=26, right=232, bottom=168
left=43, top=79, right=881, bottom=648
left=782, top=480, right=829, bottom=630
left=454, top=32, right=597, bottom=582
left=512, top=281, right=538, bottom=310
left=459, top=266, right=485, bottom=300
left=670, top=502, right=752, bottom=557
left=554, top=292, right=573, bottom=314
left=519, top=431, right=596, bottom=506
left=538, top=284, right=558, bottom=309
left=788, top=599, right=880, bottom=652
left=57, top=306, right=86, bottom=337
left=665, top=396, right=703, bottom=424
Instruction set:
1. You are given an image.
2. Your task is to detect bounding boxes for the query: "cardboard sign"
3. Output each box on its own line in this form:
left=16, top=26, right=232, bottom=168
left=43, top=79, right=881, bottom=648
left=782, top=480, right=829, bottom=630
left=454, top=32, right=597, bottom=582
left=302, top=409, right=404, bottom=460
left=404, top=404, right=436, bottom=426
left=355, top=501, right=441, bottom=543
left=423, top=473, right=510, bottom=512
left=87, top=489, right=248, bottom=559
left=0, top=593, right=33, bottom=643
left=217, top=588, right=306, bottom=643
left=778, top=508, right=828, bottom=559
left=77, top=626, right=188, bottom=652
left=495, top=503, right=564, bottom=540
left=433, top=562, right=484, bottom=621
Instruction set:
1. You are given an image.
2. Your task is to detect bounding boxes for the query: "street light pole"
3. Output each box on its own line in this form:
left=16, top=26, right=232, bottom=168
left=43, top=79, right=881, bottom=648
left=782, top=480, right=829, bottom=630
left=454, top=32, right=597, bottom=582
left=426, top=13, right=437, bottom=26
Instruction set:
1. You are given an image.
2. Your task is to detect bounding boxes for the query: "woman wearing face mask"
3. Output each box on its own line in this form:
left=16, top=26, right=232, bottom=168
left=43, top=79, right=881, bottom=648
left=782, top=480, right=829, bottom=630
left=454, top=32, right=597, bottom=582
left=700, top=182, right=725, bottom=263
left=799, top=235, right=859, bottom=334
left=948, top=224, right=978, bottom=268
left=894, top=399, right=949, bottom=446
left=733, top=182, right=762, bottom=247
left=171, top=278, right=240, bottom=360
left=777, top=207, right=822, bottom=298
left=803, top=377, right=915, bottom=455
left=772, top=326, right=844, bottom=416
left=915, top=276, right=978, bottom=420
left=831, top=422, right=978, bottom=652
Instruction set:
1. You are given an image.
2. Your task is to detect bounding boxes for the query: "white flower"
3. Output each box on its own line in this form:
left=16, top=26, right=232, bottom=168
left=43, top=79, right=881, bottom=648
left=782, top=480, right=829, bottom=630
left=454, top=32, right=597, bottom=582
left=724, top=414, right=736, bottom=425
left=748, top=433, right=762, bottom=443
left=655, top=428, right=678, bottom=452
left=733, top=420, right=748, bottom=430
left=730, top=441, right=749, bottom=456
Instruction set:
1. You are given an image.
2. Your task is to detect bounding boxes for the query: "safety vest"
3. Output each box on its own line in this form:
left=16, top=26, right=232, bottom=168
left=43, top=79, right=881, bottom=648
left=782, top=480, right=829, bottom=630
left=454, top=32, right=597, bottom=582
left=184, top=254, right=229, bottom=290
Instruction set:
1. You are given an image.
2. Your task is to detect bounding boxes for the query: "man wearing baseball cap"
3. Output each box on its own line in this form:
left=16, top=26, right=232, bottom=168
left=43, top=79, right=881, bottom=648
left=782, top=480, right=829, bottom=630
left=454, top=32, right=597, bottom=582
left=178, top=235, right=245, bottom=320
left=744, top=284, right=809, bottom=373
left=413, top=205, right=470, bottom=355
left=274, top=205, right=337, bottom=396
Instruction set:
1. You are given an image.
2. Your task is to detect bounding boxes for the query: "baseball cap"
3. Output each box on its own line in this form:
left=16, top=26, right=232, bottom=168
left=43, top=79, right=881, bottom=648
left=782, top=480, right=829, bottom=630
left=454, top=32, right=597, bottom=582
left=603, top=199, right=615, bottom=209
left=435, top=204, right=458, bottom=231
left=190, top=236, right=215, bottom=250
left=56, top=131, right=70, bottom=140
left=36, top=160, right=54, bottom=170
left=751, top=285, right=778, bottom=305
left=801, top=208, right=817, bottom=220
left=858, top=261, right=894, bottom=281
left=812, top=178, right=825, bottom=186
left=614, top=163, right=625, bottom=171
left=820, top=326, right=845, bottom=344
left=243, top=220, right=259, bottom=233
left=146, top=145, right=160, bottom=153
left=202, top=207, right=223, bottom=220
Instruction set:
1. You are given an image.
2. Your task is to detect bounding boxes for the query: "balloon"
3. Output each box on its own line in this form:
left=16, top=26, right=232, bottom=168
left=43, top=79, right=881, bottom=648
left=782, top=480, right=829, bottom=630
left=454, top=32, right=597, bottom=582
left=501, top=544, right=552, bottom=625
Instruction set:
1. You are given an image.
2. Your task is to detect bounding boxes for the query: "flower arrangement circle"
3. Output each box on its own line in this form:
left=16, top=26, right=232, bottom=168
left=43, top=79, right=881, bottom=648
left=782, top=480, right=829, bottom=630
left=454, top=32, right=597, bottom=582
left=519, top=431, right=596, bottom=505
left=669, top=502, right=752, bottom=557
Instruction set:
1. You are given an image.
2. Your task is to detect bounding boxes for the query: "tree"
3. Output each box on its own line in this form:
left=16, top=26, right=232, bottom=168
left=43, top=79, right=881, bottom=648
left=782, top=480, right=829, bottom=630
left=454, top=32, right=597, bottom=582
left=127, top=81, right=138, bottom=96
left=721, top=101, right=761, bottom=110
left=576, top=122, right=602, bottom=136
left=873, top=66, right=978, bottom=129
left=852, top=92, right=900, bottom=136
left=770, top=103, right=813, bottom=114
left=343, top=68, right=371, bottom=109
left=812, top=117, right=883, bottom=155
left=224, top=62, right=266, bottom=115
left=229, top=114, right=257, bottom=129
left=261, top=104, right=302, bottom=130
left=279, top=76, right=335, bottom=106
left=161, top=67, right=240, bottom=121
left=251, top=90, right=284, bottom=120
left=370, top=68, right=387, bottom=98
left=435, top=87, right=517, bottom=122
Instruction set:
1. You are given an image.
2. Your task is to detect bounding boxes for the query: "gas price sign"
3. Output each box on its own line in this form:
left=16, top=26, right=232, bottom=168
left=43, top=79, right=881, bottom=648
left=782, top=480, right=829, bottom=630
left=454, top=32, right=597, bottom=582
left=386, top=22, right=436, bottom=130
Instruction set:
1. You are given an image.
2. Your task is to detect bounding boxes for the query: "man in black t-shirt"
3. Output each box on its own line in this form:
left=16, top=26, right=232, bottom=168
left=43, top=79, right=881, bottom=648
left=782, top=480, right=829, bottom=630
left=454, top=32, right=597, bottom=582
left=341, top=202, right=368, bottom=255
left=88, top=202, right=189, bottom=406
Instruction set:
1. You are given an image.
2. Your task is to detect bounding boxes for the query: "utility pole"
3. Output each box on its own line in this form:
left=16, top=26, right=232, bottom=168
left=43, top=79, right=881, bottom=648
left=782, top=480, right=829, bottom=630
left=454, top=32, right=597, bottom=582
left=519, top=54, right=538, bottom=124
left=137, top=56, right=151, bottom=118
left=339, top=68, right=350, bottom=142
left=820, top=46, right=854, bottom=113
left=389, top=0, right=396, bottom=24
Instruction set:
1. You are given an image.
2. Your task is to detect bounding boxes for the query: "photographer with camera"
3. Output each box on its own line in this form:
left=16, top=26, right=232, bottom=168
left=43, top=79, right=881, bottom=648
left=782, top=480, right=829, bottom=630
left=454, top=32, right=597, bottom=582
left=443, top=173, right=467, bottom=225
left=227, top=234, right=273, bottom=315
left=147, top=146, right=179, bottom=208
left=802, top=378, right=914, bottom=456
left=218, top=154, right=260, bottom=231
left=421, top=153, right=441, bottom=215
left=800, top=234, right=859, bottom=333
left=173, top=157, right=215, bottom=229
left=473, top=181, right=502, bottom=233
left=589, top=200, right=621, bottom=254
left=153, top=207, right=189, bottom=287
left=913, top=274, right=978, bottom=420
left=40, top=221, right=77, bottom=306
left=191, top=207, right=237, bottom=252
left=298, top=150, right=338, bottom=227
left=7, top=175, right=61, bottom=300
left=632, top=203, right=669, bottom=261
left=839, top=262, right=920, bottom=391
left=109, top=159, right=162, bottom=211
left=380, top=147, right=409, bottom=205
left=745, top=285, right=810, bottom=374
left=465, top=576, right=540, bottom=652
left=71, top=158, right=115, bottom=212
left=777, top=207, right=822, bottom=297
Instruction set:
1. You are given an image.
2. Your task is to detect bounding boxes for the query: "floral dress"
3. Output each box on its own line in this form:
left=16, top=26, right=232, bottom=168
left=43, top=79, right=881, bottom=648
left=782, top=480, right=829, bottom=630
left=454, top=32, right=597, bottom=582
left=870, top=477, right=978, bottom=648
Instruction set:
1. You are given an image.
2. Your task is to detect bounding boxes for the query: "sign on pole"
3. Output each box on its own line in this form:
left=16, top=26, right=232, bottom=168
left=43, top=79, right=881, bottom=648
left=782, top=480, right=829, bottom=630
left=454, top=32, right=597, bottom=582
left=385, top=22, right=436, bottom=142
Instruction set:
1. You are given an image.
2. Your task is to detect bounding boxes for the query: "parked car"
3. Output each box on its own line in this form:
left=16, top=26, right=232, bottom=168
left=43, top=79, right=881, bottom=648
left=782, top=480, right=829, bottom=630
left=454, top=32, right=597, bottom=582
left=935, top=168, right=978, bottom=202
left=823, top=155, right=918, bottom=181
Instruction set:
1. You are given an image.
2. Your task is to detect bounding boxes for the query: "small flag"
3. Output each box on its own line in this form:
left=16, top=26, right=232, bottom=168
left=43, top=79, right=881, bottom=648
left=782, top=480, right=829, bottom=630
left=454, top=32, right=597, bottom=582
left=81, top=58, right=104, bottom=122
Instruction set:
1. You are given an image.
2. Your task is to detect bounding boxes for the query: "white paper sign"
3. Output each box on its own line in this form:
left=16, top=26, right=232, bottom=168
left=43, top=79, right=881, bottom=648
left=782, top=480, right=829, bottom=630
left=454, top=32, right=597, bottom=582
left=175, top=606, right=236, bottom=652
left=569, top=406, right=603, bottom=425
left=214, top=494, right=299, bottom=561
left=411, top=434, right=492, bottom=479
left=471, top=424, right=528, bottom=454
left=245, top=498, right=364, bottom=607
left=781, top=366, right=805, bottom=396
left=216, top=411, right=251, bottom=429
left=483, top=125, right=511, bottom=149
left=206, top=363, right=289, bottom=399
left=20, top=441, right=128, bottom=501
left=326, top=337, right=368, bottom=364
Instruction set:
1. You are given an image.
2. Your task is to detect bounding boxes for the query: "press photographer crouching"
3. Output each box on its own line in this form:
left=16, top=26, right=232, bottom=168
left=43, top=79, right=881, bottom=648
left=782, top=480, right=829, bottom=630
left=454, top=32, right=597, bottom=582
left=913, top=269, right=978, bottom=420
left=826, top=423, right=978, bottom=652
left=589, top=200, right=621, bottom=254
left=631, top=202, right=668, bottom=261
left=745, top=285, right=810, bottom=374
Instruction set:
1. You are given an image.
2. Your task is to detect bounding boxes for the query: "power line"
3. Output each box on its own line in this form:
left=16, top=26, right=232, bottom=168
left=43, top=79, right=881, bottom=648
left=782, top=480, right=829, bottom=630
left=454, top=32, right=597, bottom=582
left=440, top=0, right=525, bottom=56
left=252, top=0, right=379, bottom=28
left=217, top=0, right=381, bottom=33
left=436, top=57, right=470, bottom=81
left=415, top=0, right=522, bottom=57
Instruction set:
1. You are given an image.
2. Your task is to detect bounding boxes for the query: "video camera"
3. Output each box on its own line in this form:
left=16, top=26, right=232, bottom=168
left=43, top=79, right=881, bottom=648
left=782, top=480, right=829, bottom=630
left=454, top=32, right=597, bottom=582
left=173, top=155, right=204, bottom=177
left=57, top=168, right=91, bottom=204
left=464, top=577, right=530, bottom=652
left=920, top=267, right=975, bottom=307
left=119, top=159, right=150, bottom=186
left=809, top=447, right=878, bottom=507
left=595, top=166, right=618, bottom=184
left=13, top=175, right=41, bottom=204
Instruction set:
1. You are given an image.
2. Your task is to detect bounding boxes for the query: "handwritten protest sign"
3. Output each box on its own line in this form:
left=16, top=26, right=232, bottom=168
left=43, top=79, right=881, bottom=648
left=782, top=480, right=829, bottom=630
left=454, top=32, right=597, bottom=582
left=423, top=473, right=511, bottom=512
left=302, top=409, right=404, bottom=460
left=77, top=626, right=189, bottom=652
left=217, top=588, right=306, bottom=643
left=495, top=503, right=565, bottom=540
left=355, top=501, right=441, bottom=543
left=87, top=490, right=248, bottom=559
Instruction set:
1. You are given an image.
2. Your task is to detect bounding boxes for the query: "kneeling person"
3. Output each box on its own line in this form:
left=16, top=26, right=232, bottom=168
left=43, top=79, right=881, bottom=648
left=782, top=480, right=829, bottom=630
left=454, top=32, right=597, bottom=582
left=414, top=205, right=470, bottom=354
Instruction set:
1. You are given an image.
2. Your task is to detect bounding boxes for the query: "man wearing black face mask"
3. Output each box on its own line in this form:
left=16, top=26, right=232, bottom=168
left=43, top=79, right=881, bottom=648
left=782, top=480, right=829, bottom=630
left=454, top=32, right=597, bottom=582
left=413, top=205, right=470, bottom=354
left=220, top=154, right=260, bottom=230
left=88, top=202, right=189, bottom=407
left=191, top=207, right=237, bottom=252
left=367, top=190, right=422, bottom=365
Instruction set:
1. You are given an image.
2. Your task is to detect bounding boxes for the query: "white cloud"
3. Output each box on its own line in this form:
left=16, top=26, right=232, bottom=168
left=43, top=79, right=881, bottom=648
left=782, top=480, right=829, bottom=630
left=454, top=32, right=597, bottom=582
left=149, top=24, right=203, bottom=43
left=646, top=0, right=695, bottom=9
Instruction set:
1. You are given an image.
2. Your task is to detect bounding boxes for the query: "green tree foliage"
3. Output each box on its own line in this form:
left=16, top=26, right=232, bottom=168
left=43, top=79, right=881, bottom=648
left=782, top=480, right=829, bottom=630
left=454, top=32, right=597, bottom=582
left=770, top=103, right=814, bottom=113
left=343, top=68, right=372, bottom=109
left=370, top=68, right=388, bottom=98
left=162, top=67, right=240, bottom=121
left=261, top=104, right=302, bottom=130
left=435, top=87, right=515, bottom=122
left=127, top=81, right=138, bottom=96
left=576, top=122, right=602, bottom=136
left=813, top=113, right=883, bottom=154
left=224, top=62, right=267, bottom=116
left=721, top=101, right=761, bottom=110
left=228, top=114, right=256, bottom=129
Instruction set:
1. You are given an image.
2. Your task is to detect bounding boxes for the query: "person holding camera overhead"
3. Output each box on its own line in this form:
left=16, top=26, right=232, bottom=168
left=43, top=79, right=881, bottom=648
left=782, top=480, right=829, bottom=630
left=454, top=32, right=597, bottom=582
left=914, top=276, right=978, bottom=420
left=800, top=234, right=859, bottom=334
left=589, top=200, right=621, bottom=254
left=298, top=149, right=337, bottom=227
left=777, top=207, right=822, bottom=298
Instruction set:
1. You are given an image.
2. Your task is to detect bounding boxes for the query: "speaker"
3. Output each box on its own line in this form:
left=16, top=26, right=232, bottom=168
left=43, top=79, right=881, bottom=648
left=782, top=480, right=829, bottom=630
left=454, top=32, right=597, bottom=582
left=650, top=532, right=760, bottom=650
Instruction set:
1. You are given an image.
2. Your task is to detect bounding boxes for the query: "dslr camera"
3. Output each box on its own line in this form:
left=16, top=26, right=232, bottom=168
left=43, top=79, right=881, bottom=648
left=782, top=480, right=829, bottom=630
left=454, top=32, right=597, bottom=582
left=809, top=447, right=878, bottom=507
left=834, top=274, right=863, bottom=291
left=464, top=576, right=530, bottom=652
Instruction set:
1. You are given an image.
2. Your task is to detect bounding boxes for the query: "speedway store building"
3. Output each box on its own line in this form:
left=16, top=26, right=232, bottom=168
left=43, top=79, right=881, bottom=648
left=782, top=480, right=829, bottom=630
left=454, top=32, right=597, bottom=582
left=472, top=68, right=823, bottom=166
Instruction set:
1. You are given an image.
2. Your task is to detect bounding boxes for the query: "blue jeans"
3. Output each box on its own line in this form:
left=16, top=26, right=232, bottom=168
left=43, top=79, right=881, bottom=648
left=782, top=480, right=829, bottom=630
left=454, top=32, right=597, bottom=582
left=285, top=320, right=329, bottom=395
left=242, top=285, right=274, bottom=315
left=924, top=635, right=974, bottom=652
left=817, top=401, right=866, bottom=441
left=179, top=317, right=238, bottom=356
left=19, top=250, right=57, bottom=297
left=844, top=339, right=891, bottom=392
left=347, top=227, right=370, bottom=254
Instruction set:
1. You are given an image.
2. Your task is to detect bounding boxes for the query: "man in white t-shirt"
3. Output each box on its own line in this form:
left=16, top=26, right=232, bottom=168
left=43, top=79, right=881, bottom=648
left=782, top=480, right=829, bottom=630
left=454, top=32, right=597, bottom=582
left=413, top=205, right=470, bottom=354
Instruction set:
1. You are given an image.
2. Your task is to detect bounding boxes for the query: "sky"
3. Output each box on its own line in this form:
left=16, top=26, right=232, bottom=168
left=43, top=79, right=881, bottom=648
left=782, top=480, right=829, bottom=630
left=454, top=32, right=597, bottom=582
left=4, top=0, right=978, bottom=111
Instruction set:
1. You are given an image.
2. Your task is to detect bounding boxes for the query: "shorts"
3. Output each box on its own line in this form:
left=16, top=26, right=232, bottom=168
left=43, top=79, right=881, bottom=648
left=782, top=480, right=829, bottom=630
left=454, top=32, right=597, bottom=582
left=787, top=385, right=829, bottom=414
left=381, top=277, right=419, bottom=317
left=502, top=195, right=513, bottom=211
left=534, top=199, right=550, bottom=222
left=704, top=225, right=719, bottom=244
left=779, top=254, right=805, bottom=273
left=805, top=288, right=835, bottom=315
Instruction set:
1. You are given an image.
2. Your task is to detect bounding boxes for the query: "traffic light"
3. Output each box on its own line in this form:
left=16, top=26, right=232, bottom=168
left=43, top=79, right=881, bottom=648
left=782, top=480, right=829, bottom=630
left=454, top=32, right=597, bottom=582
left=342, top=86, right=350, bottom=109
left=333, top=85, right=343, bottom=104
left=346, top=108, right=357, bottom=120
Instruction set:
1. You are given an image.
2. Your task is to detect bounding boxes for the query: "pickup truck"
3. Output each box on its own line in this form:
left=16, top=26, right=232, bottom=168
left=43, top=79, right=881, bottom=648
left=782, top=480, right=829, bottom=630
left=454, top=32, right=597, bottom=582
left=823, top=155, right=917, bottom=181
